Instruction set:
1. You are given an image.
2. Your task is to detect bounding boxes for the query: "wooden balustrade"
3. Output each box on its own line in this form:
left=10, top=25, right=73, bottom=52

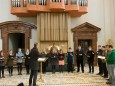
left=11, top=0, right=88, bottom=17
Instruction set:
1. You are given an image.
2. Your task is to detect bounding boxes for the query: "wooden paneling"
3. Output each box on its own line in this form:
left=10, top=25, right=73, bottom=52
left=38, top=13, right=68, bottom=41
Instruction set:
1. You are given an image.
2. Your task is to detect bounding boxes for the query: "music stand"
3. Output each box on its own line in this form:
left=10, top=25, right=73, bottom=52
left=38, top=57, right=47, bottom=83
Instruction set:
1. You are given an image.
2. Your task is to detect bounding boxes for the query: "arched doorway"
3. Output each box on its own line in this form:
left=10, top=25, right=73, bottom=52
left=0, top=21, right=36, bottom=54
left=8, top=33, right=25, bottom=53
left=71, top=22, right=101, bottom=65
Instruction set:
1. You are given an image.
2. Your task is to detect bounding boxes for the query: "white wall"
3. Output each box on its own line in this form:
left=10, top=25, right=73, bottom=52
left=30, top=29, right=37, bottom=49
left=0, top=0, right=37, bottom=50
left=110, top=0, right=115, bottom=47
left=0, top=0, right=17, bottom=50
left=18, top=17, right=37, bottom=49
left=71, top=0, right=113, bottom=47
left=0, top=0, right=115, bottom=50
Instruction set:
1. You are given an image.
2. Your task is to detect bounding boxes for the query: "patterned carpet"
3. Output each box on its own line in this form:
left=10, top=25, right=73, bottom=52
left=0, top=66, right=110, bottom=86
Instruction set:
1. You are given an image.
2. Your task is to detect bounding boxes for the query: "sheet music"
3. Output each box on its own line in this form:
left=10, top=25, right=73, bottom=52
left=38, top=58, right=47, bottom=62
left=98, top=56, right=105, bottom=59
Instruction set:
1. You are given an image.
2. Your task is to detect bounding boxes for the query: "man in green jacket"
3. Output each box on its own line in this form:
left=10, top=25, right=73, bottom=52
left=106, top=45, right=115, bottom=85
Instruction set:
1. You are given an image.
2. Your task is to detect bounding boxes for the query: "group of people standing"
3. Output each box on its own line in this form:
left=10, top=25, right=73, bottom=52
left=96, top=45, right=115, bottom=85
left=75, top=45, right=95, bottom=73
left=0, top=48, right=31, bottom=78
left=1, top=43, right=115, bottom=86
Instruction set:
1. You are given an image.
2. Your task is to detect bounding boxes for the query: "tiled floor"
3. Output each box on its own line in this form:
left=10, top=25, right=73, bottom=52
left=0, top=66, right=110, bottom=86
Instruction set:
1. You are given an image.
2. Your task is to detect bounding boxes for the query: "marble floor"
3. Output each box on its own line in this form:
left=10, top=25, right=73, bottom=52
left=0, top=66, right=110, bottom=86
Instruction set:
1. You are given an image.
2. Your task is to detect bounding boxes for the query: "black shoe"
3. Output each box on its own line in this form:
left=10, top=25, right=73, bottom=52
left=104, top=76, right=108, bottom=78
left=92, top=71, right=94, bottom=73
left=11, top=74, right=13, bottom=76
left=82, top=71, right=84, bottom=73
left=106, top=82, right=111, bottom=84
left=77, top=71, right=79, bottom=72
left=96, top=73, right=101, bottom=75
left=88, top=71, right=91, bottom=73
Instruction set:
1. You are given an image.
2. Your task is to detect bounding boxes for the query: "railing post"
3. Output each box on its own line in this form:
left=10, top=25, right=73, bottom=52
left=21, top=0, right=23, bottom=7
left=47, top=0, right=50, bottom=6
left=36, top=0, right=38, bottom=5
left=68, top=0, right=70, bottom=5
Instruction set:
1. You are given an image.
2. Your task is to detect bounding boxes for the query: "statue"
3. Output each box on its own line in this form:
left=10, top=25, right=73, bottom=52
left=50, top=43, right=58, bottom=53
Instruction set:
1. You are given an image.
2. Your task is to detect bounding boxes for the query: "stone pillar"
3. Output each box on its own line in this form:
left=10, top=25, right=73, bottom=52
left=37, top=13, right=41, bottom=51
left=67, top=15, right=73, bottom=50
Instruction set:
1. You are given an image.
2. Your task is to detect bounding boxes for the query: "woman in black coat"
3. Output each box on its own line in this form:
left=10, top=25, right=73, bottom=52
left=25, top=49, right=30, bottom=75
left=7, top=50, right=15, bottom=76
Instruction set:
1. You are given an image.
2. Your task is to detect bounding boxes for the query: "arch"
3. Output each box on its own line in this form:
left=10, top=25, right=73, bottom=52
left=0, top=21, right=37, bottom=54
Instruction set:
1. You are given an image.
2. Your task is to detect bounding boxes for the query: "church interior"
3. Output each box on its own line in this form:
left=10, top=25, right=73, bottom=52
left=0, top=0, right=115, bottom=86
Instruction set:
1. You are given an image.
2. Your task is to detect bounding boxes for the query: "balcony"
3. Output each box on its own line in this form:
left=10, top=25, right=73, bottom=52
left=68, top=0, right=88, bottom=17
left=27, top=0, right=49, bottom=12
left=11, top=0, right=37, bottom=16
left=49, top=0, right=65, bottom=11
left=11, top=0, right=88, bottom=17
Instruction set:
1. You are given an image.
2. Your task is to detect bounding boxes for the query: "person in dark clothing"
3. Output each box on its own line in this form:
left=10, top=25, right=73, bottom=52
left=29, top=43, right=40, bottom=86
left=86, top=46, right=95, bottom=73
left=7, top=50, right=15, bottom=76
left=25, top=49, right=30, bottom=75
left=58, top=49, right=65, bottom=73
left=41, top=49, right=47, bottom=74
left=50, top=50, right=58, bottom=74
left=67, top=47, right=74, bottom=73
left=0, top=50, right=5, bottom=78
left=101, top=46, right=108, bottom=78
left=76, top=45, right=85, bottom=73
left=96, top=45, right=103, bottom=75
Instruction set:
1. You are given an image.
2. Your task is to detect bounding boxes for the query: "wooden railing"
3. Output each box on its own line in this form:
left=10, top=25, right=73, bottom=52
left=11, top=0, right=88, bottom=17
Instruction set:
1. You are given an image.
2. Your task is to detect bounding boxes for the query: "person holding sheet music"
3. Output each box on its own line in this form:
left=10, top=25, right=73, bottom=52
left=58, top=49, right=65, bottom=73
left=7, top=50, right=15, bottom=76
left=0, top=50, right=5, bottom=78
left=16, top=48, right=24, bottom=75
left=86, top=46, right=95, bottom=73
left=106, top=45, right=115, bottom=85
left=67, top=47, right=74, bottom=73
left=96, top=45, right=103, bottom=75
left=76, top=45, right=85, bottom=73
left=41, top=49, right=47, bottom=74
left=50, top=50, right=58, bottom=74
left=25, top=49, right=30, bottom=75
left=101, top=46, right=108, bottom=78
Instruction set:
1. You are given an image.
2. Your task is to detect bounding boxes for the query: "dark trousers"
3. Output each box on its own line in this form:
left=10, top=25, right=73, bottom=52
left=103, top=62, right=108, bottom=77
left=98, top=59, right=103, bottom=74
left=77, top=59, right=84, bottom=72
left=8, top=66, right=13, bottom=74
left=17, top=63, right=22, bottom=74
left=0, top=66, right=5, bottom=77
left=59, top=65, right=64, bottom=72
left=29, top=70, right=38, bottom=86
left=88, top=61, right=94, bottom=72
left=25, top=65, right=30, bottom=74
left=52, top=65, right=56, bottom=73
left=67, top=62, right=73, bottom=72
left=42, top=62, right=46, bottom=73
